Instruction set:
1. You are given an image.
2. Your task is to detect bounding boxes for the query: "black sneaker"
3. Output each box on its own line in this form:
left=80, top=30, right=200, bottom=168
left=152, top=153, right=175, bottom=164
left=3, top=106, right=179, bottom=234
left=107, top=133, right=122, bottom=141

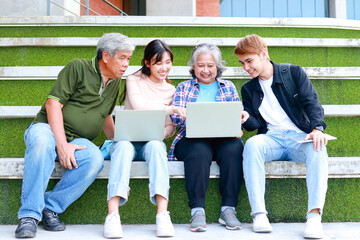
left=42, top=209, right=66, bottom=231
left=15, top=217, right=38, bottom=238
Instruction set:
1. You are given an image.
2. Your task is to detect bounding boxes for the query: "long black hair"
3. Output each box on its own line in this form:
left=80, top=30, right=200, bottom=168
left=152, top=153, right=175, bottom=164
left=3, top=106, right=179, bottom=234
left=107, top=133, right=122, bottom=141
left=119, top=39, right=173, bottom=105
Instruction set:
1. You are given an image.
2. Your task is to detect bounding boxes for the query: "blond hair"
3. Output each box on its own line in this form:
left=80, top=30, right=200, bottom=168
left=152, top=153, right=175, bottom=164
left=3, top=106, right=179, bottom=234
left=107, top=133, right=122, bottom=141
left=234, top=34, right=269, bottom=60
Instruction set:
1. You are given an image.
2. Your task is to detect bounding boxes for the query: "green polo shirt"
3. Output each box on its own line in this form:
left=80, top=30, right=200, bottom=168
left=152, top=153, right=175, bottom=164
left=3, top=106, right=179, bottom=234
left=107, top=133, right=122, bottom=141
left=33, top=57, right=121, bottom=142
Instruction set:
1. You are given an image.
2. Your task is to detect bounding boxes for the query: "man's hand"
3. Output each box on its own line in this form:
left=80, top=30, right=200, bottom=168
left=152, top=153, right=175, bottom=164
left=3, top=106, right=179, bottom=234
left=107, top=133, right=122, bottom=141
left=242, top=111, right=250, bottom=124
left=305, top=129, right=328, bottom=152
left=57, top=142, right=86, bottom=170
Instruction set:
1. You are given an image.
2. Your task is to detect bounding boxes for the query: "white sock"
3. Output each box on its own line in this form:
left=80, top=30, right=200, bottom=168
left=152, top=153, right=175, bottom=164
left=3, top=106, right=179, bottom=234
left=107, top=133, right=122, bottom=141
left=191, top=207, right=205, bottom=216
left=254, top=212, right=267, bottom=218
left=221, top=206, right=235, bottom=213
left=307, top=212, right=321, bottom=221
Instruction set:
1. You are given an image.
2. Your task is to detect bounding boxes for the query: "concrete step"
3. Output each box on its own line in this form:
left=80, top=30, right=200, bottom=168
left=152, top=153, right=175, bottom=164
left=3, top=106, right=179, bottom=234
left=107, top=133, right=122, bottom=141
left=1, top=37, right=359, bottom=47
left=2, top=157, right=360, bottom=180
left=1, top=66, right=359, bottom=80
left=1, top=16, right=359, bottom=30
left=1, top=222, right=359, bottom=240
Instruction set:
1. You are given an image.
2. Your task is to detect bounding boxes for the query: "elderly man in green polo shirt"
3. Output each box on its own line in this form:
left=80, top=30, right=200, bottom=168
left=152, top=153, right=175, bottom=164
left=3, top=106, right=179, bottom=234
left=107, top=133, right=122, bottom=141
left=15, top=33, right=135, bottom=238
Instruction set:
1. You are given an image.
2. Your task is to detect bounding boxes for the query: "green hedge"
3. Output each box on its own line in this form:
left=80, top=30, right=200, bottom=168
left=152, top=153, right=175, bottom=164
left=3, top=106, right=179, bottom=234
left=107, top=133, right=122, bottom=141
left=1, top=46, right=360, bottom=67
left=1, top=178, right=359, bottom=224
left=1, top=26, right=360, bottom=38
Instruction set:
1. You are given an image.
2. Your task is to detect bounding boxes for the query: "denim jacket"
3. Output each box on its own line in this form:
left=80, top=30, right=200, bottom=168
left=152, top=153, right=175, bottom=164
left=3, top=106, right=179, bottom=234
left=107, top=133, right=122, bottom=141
left=241, top=61, right=327, bottom=134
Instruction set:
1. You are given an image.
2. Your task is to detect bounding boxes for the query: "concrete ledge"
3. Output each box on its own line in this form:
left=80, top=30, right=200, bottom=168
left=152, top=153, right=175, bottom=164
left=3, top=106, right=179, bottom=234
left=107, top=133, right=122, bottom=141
left=1, top=157, right=359, bottom=179
left=2, top=104, right=360, bottom=119
left=2, top=223, right=360, bottom=240
left=1, top=66, right=360, bottom=80
left=1, top=37, right=359, bottom=48
left=322, top=105, right=360, bottom=117
left=0, top=16, right=359, bottom=30
left=0, top=106, right=41, bottom=118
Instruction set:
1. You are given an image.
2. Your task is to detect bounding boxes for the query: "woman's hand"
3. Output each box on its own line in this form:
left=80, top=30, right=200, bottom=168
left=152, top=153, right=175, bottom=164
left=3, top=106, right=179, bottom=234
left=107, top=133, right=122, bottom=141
left=236, top=130, right=244, bottom=139
left=173, top=106, right=186, bottom=120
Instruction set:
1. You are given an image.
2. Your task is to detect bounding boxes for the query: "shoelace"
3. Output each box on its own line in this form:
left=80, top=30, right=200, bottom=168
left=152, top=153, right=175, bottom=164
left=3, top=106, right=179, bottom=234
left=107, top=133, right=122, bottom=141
left=107, top=213, right=120, bottom=224
left=45, top=211, right=60, bottom=224
left=105, top=213, right=121, bottom=232
left=20, top=218, right=37, bottom=227
left=223, top=210, right=238, bottom=220
left=190, top=212, right=204, bottom=223
left=157, top=212, right=170, bottom=223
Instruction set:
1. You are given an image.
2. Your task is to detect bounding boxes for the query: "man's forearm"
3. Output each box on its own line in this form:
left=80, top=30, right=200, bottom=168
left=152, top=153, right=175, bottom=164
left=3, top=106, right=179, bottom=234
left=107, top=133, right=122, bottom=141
left=102, top=114, right=115, bottom=139
left=45, top=98, right=67, bottom=146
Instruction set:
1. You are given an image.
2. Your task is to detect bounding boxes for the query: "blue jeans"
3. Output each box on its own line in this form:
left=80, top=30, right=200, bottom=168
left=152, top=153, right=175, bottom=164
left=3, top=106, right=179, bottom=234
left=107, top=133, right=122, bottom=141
left=243, top=130, right=328, bottom=216
left=18, top=123, right=104, bottom=221
left=108, top=140, right=169, bottom=205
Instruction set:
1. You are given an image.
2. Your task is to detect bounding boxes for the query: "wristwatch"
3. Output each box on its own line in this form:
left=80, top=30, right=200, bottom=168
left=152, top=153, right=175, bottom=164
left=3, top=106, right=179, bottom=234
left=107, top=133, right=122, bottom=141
left=315, top=126, right=324, bottom=132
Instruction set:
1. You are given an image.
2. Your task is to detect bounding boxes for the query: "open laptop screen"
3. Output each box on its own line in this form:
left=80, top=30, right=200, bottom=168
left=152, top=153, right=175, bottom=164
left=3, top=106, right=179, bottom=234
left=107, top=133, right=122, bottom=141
left=114, top=110, right=166, bottom=142
left=186, top=102, right=243, bottom=138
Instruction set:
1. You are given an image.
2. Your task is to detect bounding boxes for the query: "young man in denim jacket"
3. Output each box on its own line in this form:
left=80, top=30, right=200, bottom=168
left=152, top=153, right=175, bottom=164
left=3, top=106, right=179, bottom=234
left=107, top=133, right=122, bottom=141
left=235, top=34, right=328, bottom=239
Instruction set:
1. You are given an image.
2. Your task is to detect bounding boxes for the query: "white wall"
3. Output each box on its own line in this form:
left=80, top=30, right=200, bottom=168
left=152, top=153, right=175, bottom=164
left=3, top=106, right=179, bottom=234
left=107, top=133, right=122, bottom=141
left=0, top=0, right=80, bottom=16
left=330, top=0, right=347, bottom=19
left=63, top=0, right=81, bottom=16
left=146, top=0, right=195, bottom=16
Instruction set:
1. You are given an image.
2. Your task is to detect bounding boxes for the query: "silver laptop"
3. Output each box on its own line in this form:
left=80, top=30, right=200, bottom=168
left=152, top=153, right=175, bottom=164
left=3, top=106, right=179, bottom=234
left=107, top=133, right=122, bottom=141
left=114, top=110, right=166, bottom=141
left=186, top=102, right=243, bottom=138
left=289, top=133, right=337, bottom=143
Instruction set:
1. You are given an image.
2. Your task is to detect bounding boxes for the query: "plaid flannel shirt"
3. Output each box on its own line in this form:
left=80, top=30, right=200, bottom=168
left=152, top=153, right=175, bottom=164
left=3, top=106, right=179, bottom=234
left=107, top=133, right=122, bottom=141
left=168, top=77, right=240, bottom=161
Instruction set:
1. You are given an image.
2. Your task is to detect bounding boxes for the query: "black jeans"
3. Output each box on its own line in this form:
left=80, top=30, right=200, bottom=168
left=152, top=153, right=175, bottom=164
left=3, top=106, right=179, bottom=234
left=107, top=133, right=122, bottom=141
left=174, top=137, right=244, bottom=209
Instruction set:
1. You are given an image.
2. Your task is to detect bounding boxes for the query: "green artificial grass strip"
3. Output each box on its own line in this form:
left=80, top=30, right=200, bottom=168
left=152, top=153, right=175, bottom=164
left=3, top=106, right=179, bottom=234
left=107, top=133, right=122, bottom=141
left=2, top=178, right=360, bottom=224
left=1, top=46, right=360, bottom=67
left=0, top=180, right=21, bottom=224
left=322, top=117, right=360, bottom=157
left=1, top=26, right=360, bottom=38
left=323, top=178, right=360, bottom=222
left=2, top=78, right=360, bottom=106
left=0, top=81, right=54, bottom=106
left=313, top=79, right=360, bottom=104
left=1, top=117, right=360, bottom=158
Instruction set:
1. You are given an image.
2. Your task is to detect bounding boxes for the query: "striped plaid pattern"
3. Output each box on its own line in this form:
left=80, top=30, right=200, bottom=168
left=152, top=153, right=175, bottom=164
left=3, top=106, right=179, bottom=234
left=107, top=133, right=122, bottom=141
left=168, top=77, right=240, bottom=161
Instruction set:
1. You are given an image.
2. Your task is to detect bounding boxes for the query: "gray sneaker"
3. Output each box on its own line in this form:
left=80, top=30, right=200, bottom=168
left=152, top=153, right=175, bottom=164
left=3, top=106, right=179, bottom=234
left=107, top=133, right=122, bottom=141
left=218, top=208, right=242, bottom=230
left=190, top=210, right=206, bottom=232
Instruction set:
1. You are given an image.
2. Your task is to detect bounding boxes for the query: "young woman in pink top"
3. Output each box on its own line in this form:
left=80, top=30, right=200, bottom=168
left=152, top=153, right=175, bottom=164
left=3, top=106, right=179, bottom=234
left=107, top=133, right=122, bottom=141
left=104, top=39, right=185, bottom=238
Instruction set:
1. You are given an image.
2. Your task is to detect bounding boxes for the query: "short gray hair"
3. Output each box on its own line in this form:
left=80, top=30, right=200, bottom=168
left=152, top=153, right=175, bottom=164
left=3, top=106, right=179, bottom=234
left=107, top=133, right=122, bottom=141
left=188, top=43, right=226, bottom=78
left=96, top=33, right=135, bottom=59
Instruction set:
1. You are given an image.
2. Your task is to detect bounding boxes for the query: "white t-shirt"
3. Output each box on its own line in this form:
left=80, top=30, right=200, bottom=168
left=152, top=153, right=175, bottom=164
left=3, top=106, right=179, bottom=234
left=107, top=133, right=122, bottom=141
left=258, top=77, right=304, bottom=133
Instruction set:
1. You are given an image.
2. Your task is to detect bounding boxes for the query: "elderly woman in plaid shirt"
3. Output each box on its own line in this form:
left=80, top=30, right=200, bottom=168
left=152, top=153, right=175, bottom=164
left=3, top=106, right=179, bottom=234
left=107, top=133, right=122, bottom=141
left=170, top=43, right=249, bottom=232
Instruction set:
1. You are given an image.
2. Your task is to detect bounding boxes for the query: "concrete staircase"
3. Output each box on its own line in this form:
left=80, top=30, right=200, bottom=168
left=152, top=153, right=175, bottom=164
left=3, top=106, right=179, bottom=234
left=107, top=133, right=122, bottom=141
left=1, top=16, right=360, bottom=225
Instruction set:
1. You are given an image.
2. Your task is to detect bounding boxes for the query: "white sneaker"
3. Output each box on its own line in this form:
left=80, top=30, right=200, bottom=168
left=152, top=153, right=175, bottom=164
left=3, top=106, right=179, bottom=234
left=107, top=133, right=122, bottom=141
left=304, top=215, right=324, bottom=239
left=156, top=211, right=175, bottom=237
left=104, top=212, right=123, bottom=238
left=252, top=213, right=272, bottom=233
